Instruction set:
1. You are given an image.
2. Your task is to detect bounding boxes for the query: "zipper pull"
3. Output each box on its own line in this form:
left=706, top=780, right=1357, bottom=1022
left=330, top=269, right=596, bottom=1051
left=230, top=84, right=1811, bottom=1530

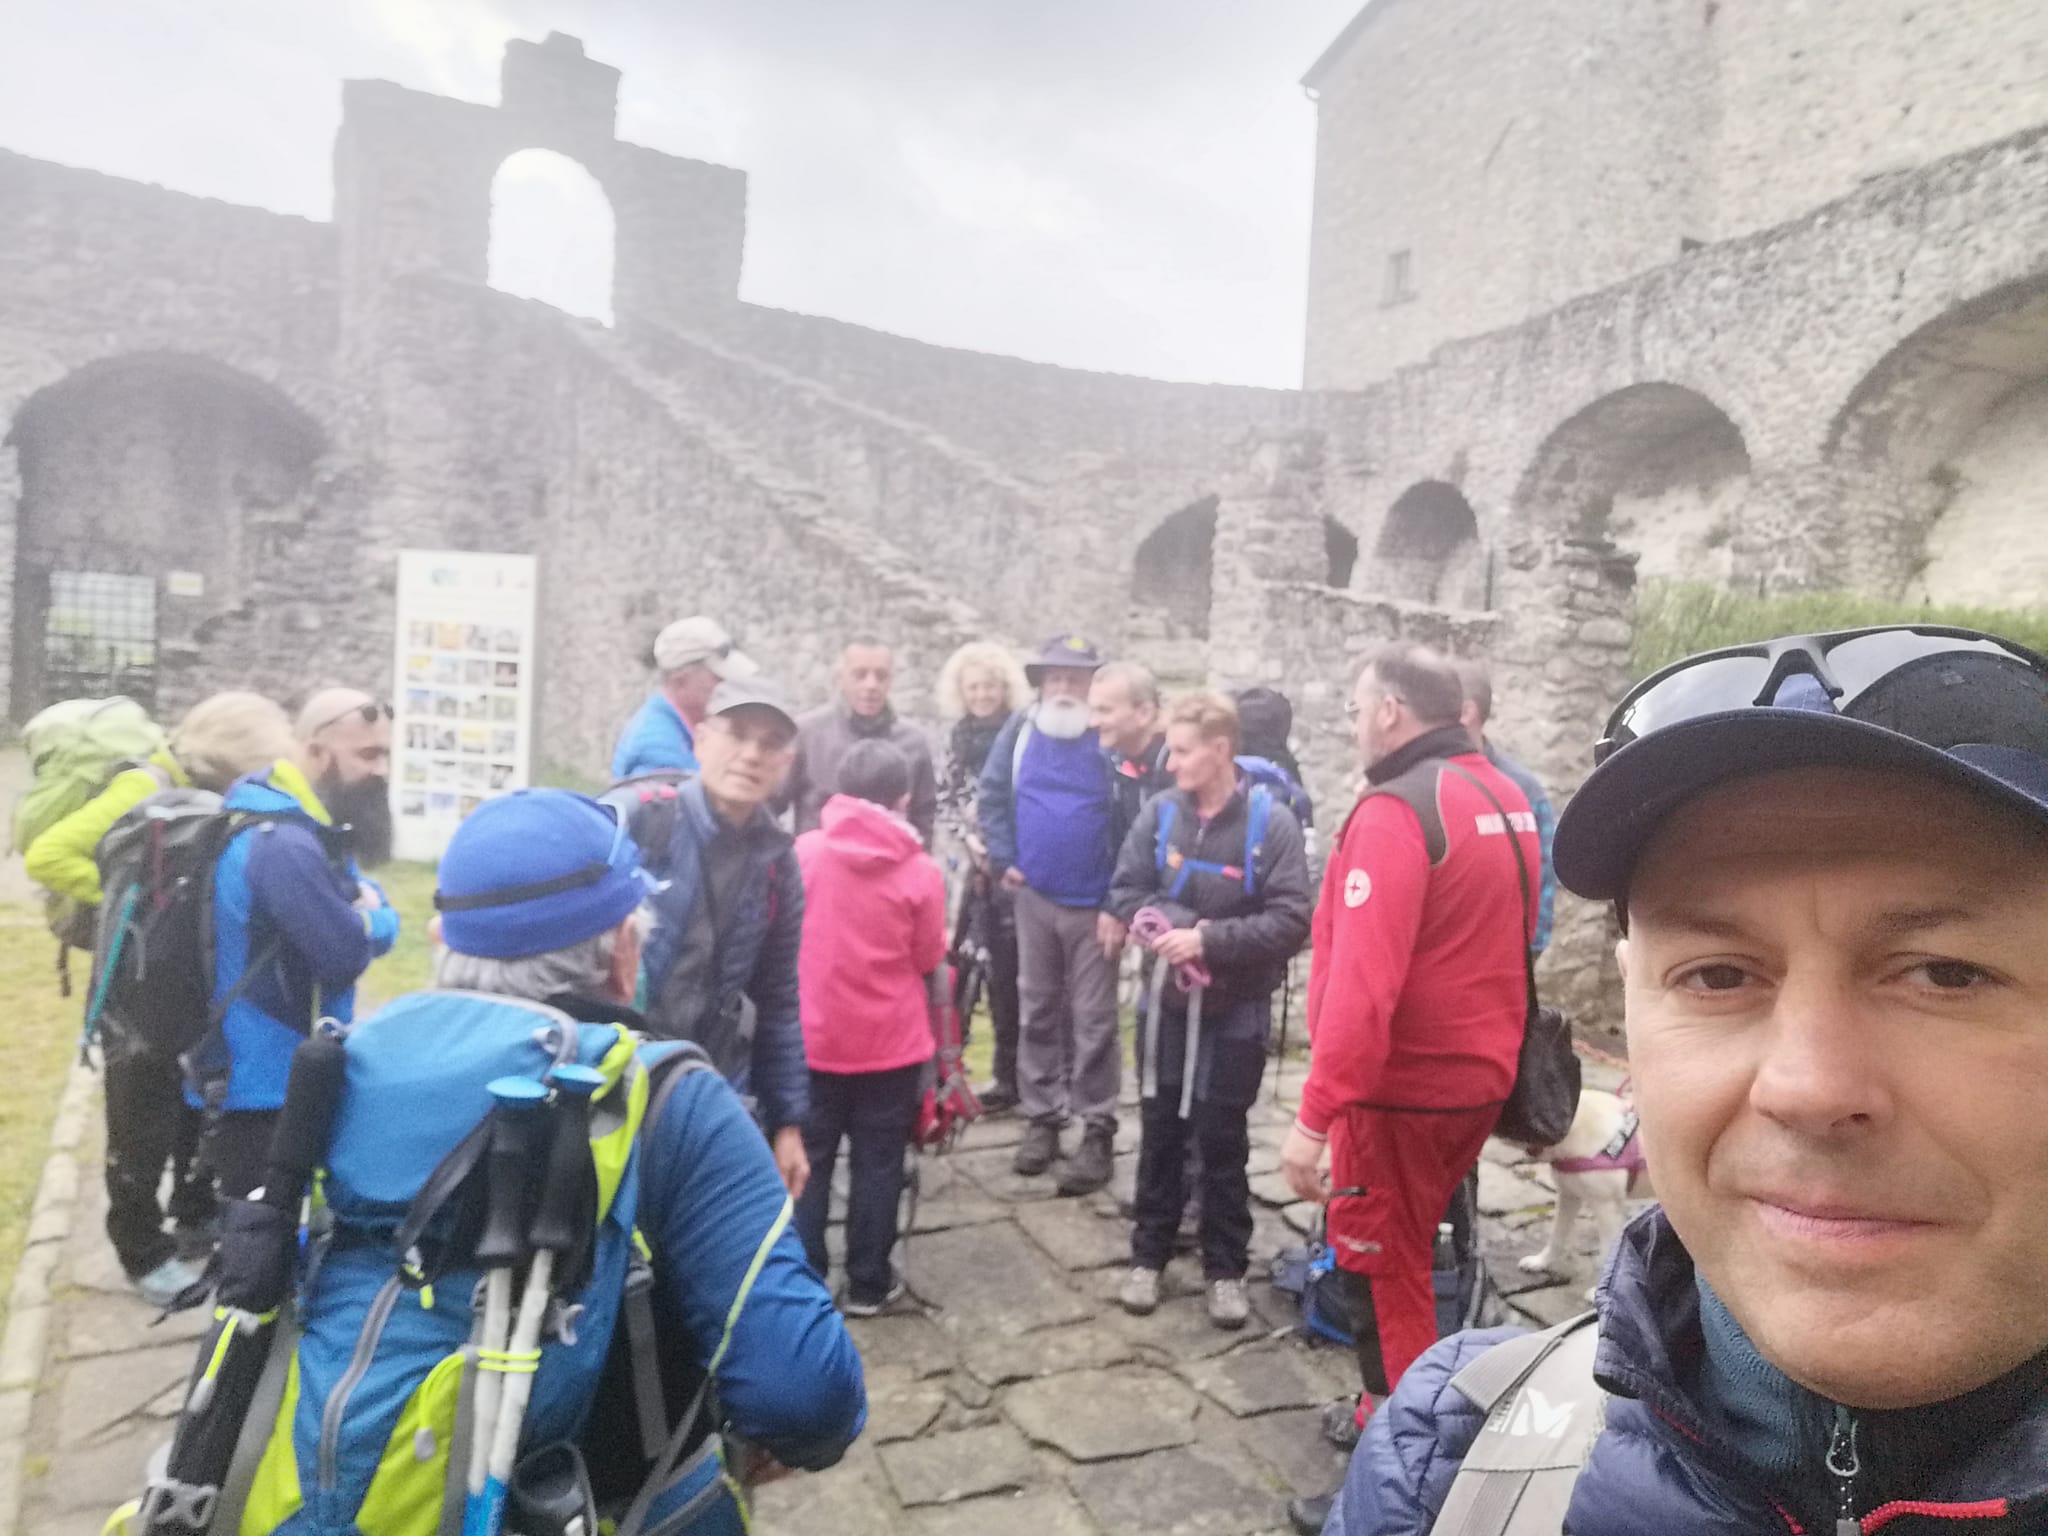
left=1827, top=1403, right=1861, bottom=1535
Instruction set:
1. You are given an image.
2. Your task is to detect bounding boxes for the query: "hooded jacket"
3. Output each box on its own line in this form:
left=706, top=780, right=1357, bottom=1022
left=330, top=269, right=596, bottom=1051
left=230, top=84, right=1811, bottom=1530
left=795, top=795, right=948, bottom=1075
left=1329, top=1207, right=2048, bottom=1535
left=637, top=778, right=809, bottom=1133
left=200, top=760, right=400, bottom=1112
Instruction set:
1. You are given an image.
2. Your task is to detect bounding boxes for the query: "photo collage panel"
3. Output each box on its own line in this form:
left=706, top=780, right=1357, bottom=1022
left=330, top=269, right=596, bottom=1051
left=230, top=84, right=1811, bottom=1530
left=398, top=618, right=526, bottom=821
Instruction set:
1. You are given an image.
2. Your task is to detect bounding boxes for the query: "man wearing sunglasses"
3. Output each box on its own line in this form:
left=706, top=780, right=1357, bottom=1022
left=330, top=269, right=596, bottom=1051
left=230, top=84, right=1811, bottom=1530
left=1323, top=627, right=2048, bottom=1535
left=194, top=687, right=402, bottom=1202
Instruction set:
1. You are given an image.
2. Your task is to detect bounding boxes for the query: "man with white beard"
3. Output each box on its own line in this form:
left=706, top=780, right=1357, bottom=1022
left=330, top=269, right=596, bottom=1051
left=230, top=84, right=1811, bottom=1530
left=978, top=635, right=1128, bottom=1195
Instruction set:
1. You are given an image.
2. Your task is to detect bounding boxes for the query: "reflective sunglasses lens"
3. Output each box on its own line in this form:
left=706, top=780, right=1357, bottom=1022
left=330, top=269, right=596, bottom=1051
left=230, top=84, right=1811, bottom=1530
left=1822, top=630, right=2025, bottom=701
left=1610, top=653, right=1772, bottom=745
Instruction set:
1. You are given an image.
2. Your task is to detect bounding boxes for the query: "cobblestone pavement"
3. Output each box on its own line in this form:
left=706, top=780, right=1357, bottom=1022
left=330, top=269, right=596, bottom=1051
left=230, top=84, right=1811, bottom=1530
left=10, top=1059, right=1629, bottom=1536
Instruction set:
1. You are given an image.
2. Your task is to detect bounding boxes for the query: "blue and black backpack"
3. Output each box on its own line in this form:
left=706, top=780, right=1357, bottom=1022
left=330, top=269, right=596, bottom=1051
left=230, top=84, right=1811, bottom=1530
left=111, top=992, right=756, bottom=1536
left=1152, top=756, right=1306, bottom=898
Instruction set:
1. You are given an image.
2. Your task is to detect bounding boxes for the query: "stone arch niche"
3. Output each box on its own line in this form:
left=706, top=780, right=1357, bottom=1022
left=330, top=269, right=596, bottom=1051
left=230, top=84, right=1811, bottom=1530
left=1132, top=496, right=1218, bottom=639
left=1372, top=481, right=1485, bottom=608
left=1519, top=383, right=1751, bottom=587
left=1827, top=276, right=2048, bottom=606
left=488, top=148, right=616, bottom=324
left=4, top=354, right=324, bottom=720
left=1324, top=516, right=1360, bottom=590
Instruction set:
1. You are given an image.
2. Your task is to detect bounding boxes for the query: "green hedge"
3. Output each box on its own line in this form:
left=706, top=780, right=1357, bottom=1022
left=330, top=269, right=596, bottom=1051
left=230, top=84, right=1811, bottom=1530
left=1631, top=581, right=2048, bottom=680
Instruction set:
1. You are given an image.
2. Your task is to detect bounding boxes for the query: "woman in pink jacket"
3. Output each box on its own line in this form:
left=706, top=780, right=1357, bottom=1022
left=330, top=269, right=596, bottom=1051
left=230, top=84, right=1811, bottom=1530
left=793, top=737, right=948, bottom=1314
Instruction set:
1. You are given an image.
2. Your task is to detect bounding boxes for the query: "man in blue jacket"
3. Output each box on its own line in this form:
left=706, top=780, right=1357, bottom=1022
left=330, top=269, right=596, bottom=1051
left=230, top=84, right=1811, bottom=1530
left=1323, top=628, right=2048, bottom=1535
left=612, top=615, right=758, bottom=780
left=978, top=634, right=1126, bottom=1197
left=432, top=789, right=865, bottom=1532
left=197, top=688, right=401, bottom=1201
left=625, top=679, right=812, bottom=1198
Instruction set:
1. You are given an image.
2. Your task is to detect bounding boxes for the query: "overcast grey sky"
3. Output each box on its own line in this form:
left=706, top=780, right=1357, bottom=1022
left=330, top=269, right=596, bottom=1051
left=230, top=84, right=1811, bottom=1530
left=0, top=0, right=1358, bottom=387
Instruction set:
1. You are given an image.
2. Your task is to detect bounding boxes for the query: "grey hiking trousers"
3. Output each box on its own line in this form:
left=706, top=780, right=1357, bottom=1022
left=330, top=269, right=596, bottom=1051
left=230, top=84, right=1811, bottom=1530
left=1014, top=883, right=1121, bottom=1134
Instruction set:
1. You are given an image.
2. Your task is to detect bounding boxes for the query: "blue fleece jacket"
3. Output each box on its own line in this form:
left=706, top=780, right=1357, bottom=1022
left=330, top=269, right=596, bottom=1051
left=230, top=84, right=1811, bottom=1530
left=197, top=761, right=399, bottom=1111
left=612, top=692, right=697, bottom=780
left=630, top=1061, right=866, bottom=1532
left=976, top=710, right=1118, bottom=908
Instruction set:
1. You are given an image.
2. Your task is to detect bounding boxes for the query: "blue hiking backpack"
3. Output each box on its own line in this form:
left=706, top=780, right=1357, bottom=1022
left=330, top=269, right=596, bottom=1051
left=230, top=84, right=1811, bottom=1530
left=116, top=992, right=743, bottom=1536
left=1152, top=757, right=1302, bottom=897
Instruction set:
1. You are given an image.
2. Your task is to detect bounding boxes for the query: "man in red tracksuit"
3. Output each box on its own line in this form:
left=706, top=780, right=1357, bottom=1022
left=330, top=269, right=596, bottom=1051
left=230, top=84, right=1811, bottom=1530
left=1282, top=643, right=1536, bottom=1530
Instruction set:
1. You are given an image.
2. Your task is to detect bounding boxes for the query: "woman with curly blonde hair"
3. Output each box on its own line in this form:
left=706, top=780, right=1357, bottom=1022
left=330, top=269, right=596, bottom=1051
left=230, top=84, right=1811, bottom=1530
left=933, top=640, right=1030, bottom=1110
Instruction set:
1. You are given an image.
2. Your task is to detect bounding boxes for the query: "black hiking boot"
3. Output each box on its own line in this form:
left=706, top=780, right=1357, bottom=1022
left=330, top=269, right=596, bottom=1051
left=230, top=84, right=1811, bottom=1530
left=1288, top=1489, right=1337, bottom=1536
left=978, top=1080, right=1020, bottom=1114
left=1056, top=1126, right=1114, bottom=1196
left=1013, top=1120, right=1061, bottom=1176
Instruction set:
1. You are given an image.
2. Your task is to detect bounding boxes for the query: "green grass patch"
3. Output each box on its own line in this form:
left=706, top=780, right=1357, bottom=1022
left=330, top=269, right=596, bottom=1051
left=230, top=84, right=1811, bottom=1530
left=0, top=908, right=89, bottom=1318
left=361, top=861, right=440, bottom=1011
left=1633, top=581, right=2048, bottom=680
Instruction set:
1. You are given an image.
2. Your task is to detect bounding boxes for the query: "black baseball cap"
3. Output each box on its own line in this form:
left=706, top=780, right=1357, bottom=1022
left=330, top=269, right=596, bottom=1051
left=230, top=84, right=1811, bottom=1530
left=1554, top=627, right=2048, bottom=901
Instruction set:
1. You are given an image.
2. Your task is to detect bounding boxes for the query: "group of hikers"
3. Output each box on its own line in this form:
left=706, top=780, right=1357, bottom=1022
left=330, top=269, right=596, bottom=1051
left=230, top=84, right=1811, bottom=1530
left=15, top=606, right=2048, bottom=1534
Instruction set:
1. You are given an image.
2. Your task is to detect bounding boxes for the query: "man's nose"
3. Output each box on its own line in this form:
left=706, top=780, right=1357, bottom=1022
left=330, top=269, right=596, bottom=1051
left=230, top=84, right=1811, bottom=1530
left=1749, top=972, right=1894, bottom=1136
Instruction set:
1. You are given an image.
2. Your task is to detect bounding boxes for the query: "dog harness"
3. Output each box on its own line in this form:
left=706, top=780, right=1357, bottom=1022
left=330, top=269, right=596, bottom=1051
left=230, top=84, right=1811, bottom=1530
left=1552, top=1107, right=1646, bottom=1176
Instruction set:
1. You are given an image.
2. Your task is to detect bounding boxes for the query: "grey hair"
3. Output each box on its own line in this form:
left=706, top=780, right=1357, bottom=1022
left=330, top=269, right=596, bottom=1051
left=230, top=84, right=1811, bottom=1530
left=432, top=908, right=648, bottom=1002
left=1092, top=660, right=1160, bottom=711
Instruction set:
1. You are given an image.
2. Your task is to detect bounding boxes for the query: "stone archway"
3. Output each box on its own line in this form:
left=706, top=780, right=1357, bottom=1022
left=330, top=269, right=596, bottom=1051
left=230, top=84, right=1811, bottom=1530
left=5, top=353, right=325, bottom=719
left=1827, top=276, right=2048, bottom=605
left=1371, top=481, right=1484, bottom=608
left=1519, top=383, right=1750, bottom=587
left=1324, top=515, right=1360, bottom=590
left=1131, top=496, right=1218, bottom=639
left=488, top=148, right=617, bottom=324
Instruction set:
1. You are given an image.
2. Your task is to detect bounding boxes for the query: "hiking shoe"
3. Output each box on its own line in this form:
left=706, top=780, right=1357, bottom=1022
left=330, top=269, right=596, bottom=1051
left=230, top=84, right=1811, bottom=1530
left=1119, top=1266, right=1162, bottom=1316
left=135, top=1255, right=208, bottom=1310
left=1208, top=1277, right=1251, bottom=1330
left=1288, top=1489, right=1337, bottom=1536
left=1321, top=1395, right=1363, bottom=1450
left=977, top=1080, right=1019, bottom=1114
left=1055, top=1127, right=1114, bottom=1196
left=1013, top=1121, right=1061, bottom=1176
left=842, top=1278, right=906, bottom=1318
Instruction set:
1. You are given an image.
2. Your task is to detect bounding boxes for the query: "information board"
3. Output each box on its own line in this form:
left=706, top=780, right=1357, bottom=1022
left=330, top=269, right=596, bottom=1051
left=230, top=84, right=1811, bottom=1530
left=390, top=549, right=538, bottom=864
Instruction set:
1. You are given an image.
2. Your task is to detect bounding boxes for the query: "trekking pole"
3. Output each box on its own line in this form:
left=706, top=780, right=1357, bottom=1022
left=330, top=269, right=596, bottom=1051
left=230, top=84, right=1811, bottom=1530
left=463, top=1077, right=548, bottom=1536
left=142, top=1025, right=350, bottom=1536
left=479, top=1063, right=603, bottom=1534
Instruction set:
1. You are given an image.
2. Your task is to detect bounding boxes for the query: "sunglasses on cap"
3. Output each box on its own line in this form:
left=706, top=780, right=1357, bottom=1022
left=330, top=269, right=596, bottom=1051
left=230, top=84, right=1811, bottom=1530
left=308, top=700, right=395, bottom=736
left=1596, top=625, right=2048, bottom=765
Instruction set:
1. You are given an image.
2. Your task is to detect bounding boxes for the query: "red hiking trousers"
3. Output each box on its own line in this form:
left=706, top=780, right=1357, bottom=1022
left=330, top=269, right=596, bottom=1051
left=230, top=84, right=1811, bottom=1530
left=1327, top=1101, right=1500, bottom=1391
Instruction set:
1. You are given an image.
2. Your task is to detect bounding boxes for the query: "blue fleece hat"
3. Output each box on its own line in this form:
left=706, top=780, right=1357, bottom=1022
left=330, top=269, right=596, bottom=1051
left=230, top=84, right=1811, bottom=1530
left=435, top=790, right=647, bottom=960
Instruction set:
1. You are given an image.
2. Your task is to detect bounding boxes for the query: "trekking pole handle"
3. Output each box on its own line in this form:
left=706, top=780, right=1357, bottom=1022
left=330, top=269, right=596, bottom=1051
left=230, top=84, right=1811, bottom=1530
left=476, top=1078, right=549, bottom=1267
left=261, top=1029, right=350, bottom=1213
left=529, top=1065, right=602, bottom=1255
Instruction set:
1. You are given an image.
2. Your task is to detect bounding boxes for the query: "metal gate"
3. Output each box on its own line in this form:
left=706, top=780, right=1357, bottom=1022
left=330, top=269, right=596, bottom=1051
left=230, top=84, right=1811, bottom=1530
left=41, top=571, right=158, bottom=710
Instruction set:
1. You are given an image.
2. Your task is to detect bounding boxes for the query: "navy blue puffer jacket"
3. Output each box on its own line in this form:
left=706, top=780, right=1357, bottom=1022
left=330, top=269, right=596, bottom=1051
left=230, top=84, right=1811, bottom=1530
left=1328, top=1209, right=2048, bottom=1535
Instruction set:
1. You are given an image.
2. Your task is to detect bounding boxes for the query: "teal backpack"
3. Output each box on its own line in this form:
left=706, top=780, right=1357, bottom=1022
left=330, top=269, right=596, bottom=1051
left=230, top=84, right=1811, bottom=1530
left=115, top=992, right=746, bottom=1536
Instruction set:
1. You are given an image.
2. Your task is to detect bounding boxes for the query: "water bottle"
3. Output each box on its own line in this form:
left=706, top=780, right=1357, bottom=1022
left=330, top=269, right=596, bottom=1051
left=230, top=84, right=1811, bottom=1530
left=1433, top=1221, right=1457, bottom=1272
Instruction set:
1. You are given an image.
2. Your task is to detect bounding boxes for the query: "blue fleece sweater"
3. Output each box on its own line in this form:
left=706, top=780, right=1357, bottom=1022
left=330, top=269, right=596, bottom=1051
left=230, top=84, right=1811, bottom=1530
left=976, top=711, right=1118, bottom=908
left=612, top=692, right=697, bottom=780
left=197, top=762, right=399, bottom=1111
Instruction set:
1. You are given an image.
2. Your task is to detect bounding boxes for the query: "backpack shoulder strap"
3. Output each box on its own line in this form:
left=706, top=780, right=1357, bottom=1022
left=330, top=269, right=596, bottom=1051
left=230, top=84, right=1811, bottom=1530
left=1153, top=798, right=1179, bottom=875
left=1011, top=714, right=1034, bottom=784
left=1432, top=1313, right=1604, bottom=1536
left=1242, top=784, right=1273, bottom=895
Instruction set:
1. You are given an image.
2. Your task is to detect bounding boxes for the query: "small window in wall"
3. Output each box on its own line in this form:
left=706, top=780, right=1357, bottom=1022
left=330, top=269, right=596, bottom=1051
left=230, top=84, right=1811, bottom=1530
left=488, top=149, right=616, bottom=325
left=44, top=571, right=157, bottom=709
left=1382, top=249, right=1415, bottom=307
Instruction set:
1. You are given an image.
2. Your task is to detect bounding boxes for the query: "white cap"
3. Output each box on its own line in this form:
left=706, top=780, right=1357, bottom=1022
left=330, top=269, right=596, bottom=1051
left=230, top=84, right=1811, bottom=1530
left=652, top=616, right=758, bottom=679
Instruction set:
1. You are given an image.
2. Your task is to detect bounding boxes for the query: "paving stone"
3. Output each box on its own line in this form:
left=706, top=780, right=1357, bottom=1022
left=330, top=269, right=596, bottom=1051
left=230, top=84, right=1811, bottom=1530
left=879, top=1422, right=1037, bottom=1507
left=908, top=1223, right=1092, bottom=1337
left=910, top=1488, right=1097, bottom=1536
left=1509, top=1283, right=1593, bottom=1329
left=54, top=1342, right=193, bottom=1446
left=32, top=1418, right=167, bottom=1512
left=949, top=1369, right=994, bottom=1410
left=1232, top=1405, right=1353, bottom=1498
left=1004, top=1366, right=1198, bottom=1460
left=1179, top=1340, right=1333, bottom=1417
left=750, top=1454, right=898, bottom=1536
left=59, top=1292, right=211, bottom=1361
left=960, top=1319, right=1136, bottom=1386
left=845, top=1312, right=959, bottom=1379
left=867, top=1376, right=948, bottom=1443
left=1067, top=1443, right=1279, bottom=1536
left=955, top=1112, right=1028, bottom=1151
left=907, top=1166, right=1012, bottom=1232
left=1281, top=1201, right=1319, bottom=1235
left=1109, top=1290, right=1275, bottom=1361
left=1476, top=1159, right=1549, bottom=1217
left=1245, top=1142, right=1281, bottom=1177
left=1015, top=1199, right=1131, bottom=1271
left=952, top=1146, right=1064, bottom=1204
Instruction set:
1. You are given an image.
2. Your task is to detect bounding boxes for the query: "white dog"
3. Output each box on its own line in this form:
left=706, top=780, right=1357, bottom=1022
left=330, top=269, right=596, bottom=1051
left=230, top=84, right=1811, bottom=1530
left=1515, top=1087, right=1648, bottom=1303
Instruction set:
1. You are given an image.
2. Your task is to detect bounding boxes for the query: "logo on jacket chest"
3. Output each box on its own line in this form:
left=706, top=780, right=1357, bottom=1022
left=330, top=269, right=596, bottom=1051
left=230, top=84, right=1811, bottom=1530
left=1343, top=869, right=1371, bottom=907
